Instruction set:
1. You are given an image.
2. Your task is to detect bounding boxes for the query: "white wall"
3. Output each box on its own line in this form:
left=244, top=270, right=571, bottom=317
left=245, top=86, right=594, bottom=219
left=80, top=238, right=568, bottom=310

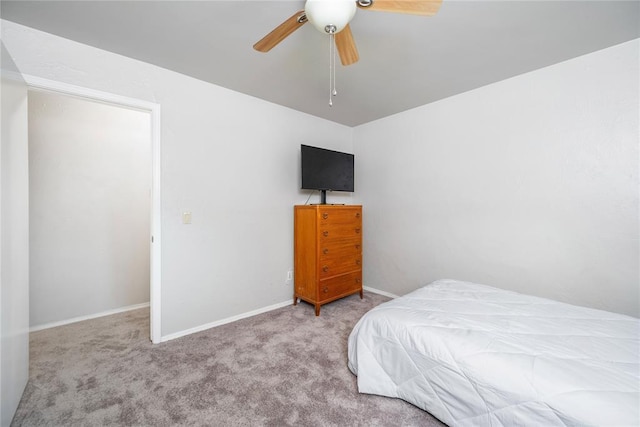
left=1, top=20, right=353, bottom=337
left=28, top=90, right=151, bottom=327
left=0, top=42, right=30, bottom=426
left=5, top=20, right=635, bottom=339
left=354, top=39, right=639, bottom=317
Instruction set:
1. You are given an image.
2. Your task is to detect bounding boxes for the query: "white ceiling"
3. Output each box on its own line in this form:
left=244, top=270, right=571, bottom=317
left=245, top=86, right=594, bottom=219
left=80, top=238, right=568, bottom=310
left=2, top=0, right=638, bottom=126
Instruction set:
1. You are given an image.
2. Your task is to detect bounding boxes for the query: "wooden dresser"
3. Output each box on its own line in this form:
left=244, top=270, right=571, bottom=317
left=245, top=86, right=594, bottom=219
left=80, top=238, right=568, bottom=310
left=294, top=205, right=363, bottom=316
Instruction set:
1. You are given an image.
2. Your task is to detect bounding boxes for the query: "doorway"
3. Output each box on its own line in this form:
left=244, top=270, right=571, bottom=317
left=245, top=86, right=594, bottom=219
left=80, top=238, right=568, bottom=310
left=25, top=76, right=161, bottom=343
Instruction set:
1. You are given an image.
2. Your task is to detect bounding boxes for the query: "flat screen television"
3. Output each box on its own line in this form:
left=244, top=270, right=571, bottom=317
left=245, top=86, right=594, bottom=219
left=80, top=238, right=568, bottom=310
left=301, top=144, right=354, bottom=204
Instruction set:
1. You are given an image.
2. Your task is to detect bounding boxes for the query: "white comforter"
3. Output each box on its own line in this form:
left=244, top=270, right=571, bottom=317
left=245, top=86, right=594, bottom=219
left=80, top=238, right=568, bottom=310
left=348, top=279, right=640, bottom=426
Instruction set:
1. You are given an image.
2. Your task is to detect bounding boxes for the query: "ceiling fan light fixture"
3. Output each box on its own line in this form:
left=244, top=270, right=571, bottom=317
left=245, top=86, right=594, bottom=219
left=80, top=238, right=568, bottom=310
left=305, top=0, right=357, bottom=34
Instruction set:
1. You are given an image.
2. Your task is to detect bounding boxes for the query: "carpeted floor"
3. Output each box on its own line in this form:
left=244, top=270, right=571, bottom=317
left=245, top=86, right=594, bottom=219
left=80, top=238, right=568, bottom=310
left=12, top=292, right=445, bottom=426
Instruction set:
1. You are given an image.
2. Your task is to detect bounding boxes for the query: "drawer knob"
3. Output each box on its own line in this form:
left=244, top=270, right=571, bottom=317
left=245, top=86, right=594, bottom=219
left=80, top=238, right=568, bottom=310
left=356, top=212, right=360, bottom=218
left=322, top=266, right=329, bottom=272
left=355, top=244, right=360, bottom=250
left=323, top=231, right=329, bottom=237
left=322, top=213, right=329, bottom=219
left=323, top=287, right=329, bottom=293
left=356, top=259, right=361, bottom=266
left=323, top=248, right=329, bottom=255
left=356, top=278, right=361, bottom=284
left=355, top=228, right=361, bottom=234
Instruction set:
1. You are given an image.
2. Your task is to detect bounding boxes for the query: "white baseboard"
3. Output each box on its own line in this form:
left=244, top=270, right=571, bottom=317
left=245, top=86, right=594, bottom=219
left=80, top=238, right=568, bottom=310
left=31, top=290, right=396, bottom=338
left=364, top=286, right=400, bottom=299
left=160, top=300, right=292, bottom=343
left=160, top=288, right=398, bottom=343
left=30, top=302, right=150, bottom=332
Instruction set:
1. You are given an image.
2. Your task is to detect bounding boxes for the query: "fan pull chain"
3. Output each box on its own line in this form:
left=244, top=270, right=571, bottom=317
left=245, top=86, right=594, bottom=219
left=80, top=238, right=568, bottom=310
left=325, top=24, right=338, bottom=107
left=329, top=32, right=334, bottom=107
left=332, top=35, right=337, bottom=98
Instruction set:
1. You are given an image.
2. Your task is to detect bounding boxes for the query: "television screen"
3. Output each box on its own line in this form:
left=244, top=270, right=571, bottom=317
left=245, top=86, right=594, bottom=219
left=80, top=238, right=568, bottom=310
left=301, top=145, right=354, bottom=192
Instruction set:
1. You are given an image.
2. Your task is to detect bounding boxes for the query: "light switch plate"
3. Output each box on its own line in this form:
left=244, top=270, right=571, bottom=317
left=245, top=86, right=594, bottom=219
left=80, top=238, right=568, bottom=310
left=182, top=211, right=192, bottom=224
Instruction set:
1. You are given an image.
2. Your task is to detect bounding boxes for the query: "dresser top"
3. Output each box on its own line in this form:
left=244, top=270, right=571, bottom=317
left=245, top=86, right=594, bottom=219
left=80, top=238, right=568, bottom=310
left=295, top=204, right=362, bottom=208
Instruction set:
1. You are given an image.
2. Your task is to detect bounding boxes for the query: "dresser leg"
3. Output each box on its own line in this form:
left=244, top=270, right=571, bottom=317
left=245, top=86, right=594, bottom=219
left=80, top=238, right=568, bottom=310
left=293, top=296, right=298, bottom=306
left=359, top=289, right=363, bottom=299
left=315, top=305, right=321, bottom=316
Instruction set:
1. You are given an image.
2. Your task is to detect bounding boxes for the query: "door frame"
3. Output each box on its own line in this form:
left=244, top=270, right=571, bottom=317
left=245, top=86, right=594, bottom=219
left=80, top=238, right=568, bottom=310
left=23, top=74, right=162, bottom=344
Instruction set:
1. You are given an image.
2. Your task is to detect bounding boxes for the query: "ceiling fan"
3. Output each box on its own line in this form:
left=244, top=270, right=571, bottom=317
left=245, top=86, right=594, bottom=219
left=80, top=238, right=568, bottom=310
left=253, top=0, right=443, bottom=66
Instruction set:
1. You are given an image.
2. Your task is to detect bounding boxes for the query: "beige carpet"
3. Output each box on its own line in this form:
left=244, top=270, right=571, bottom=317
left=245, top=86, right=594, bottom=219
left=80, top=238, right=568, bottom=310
left=12, top=292, right=445, bottom=426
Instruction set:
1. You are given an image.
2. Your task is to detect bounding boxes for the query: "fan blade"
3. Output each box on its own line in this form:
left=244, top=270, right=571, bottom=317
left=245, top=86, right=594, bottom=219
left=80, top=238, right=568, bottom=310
left=253, top=10, right=307, bottom=52
left=357, top=0, right=442, bottom=16
left=335, top=24, right=359, bottom=66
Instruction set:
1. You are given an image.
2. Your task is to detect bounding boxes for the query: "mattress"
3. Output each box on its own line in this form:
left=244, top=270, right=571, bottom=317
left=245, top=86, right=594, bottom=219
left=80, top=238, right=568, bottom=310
left=347, top=279, right=640, bottom=426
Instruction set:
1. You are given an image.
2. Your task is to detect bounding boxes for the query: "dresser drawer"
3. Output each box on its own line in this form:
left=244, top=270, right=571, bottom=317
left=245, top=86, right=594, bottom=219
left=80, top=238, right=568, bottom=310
left=319, top=256, right=361, bottom=278
left=318, top=272, right=362, bottom=302
left=318, top=208, right=361, bottom=225
left=320, top=239, right=361, bottom=257
left=319, top=224, right=362, bottom=242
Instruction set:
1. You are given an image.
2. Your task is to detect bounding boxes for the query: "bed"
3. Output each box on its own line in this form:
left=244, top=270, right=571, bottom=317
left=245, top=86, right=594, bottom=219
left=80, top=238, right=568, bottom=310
left=348, top=279, right=639, bottom=426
